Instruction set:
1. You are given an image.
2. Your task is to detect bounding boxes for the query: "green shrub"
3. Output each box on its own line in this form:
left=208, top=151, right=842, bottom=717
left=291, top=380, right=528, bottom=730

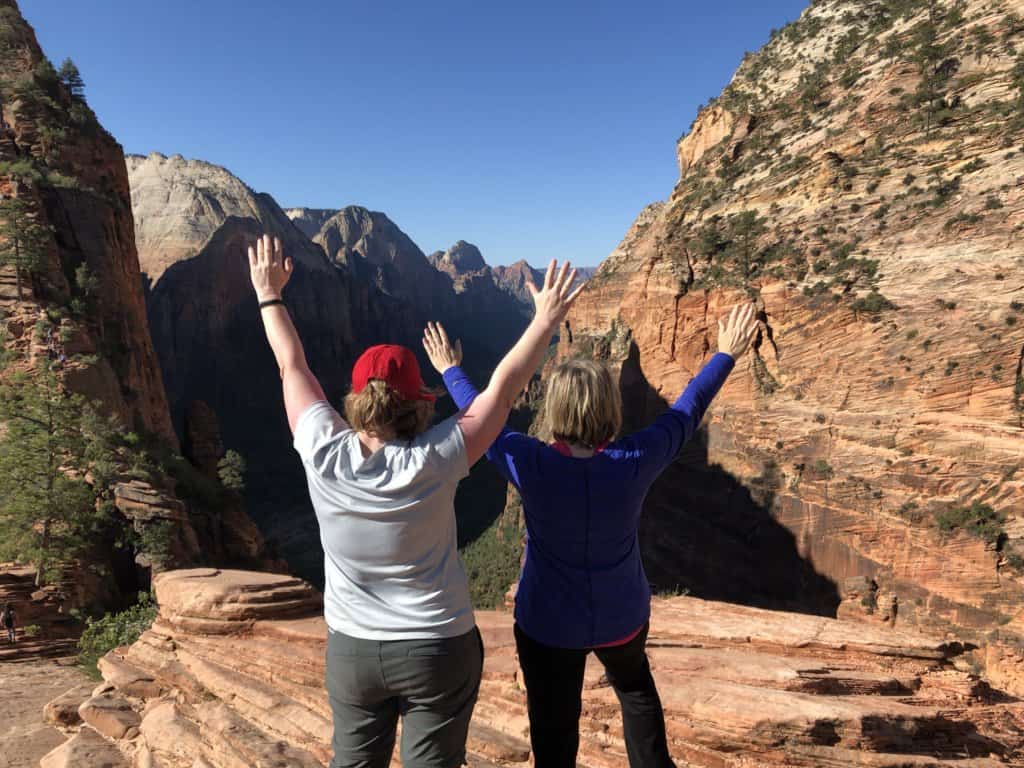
left=78, top=592, right=157, bottom=678
left=944, top=212, right=983, bottom=230
left=460, top=521, right=523, bottom=610
left=935, top=501, right=1005, bottom=545
left=852, top=290, right=895, bottom=315
left=897, top=501, right=924, bottom=524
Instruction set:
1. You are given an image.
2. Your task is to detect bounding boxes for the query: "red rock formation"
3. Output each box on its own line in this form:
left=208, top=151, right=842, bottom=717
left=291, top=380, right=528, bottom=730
left=537, top=0, right=1024, bottom=661
left=0, top=2, right=174, bottom=445
left=45, top=568, right=1023, bottom=767
left=0, top=8, right=279, bottom=605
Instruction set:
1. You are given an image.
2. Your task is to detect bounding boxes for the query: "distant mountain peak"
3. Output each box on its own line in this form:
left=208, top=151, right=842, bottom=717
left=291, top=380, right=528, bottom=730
left=429, top=240, right=487, bottom=276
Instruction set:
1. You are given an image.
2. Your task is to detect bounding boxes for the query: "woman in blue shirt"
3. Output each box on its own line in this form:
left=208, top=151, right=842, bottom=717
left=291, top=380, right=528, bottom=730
left=423, top=303, right=758, bottom=768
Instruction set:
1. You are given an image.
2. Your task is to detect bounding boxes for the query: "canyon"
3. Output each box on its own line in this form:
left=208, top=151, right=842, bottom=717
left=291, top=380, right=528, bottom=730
left=2, top=0, right=1024, bottom=765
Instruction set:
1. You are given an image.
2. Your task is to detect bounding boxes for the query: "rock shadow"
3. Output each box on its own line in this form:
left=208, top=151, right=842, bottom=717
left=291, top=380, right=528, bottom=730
left=619, top=341, right=841, bottom=617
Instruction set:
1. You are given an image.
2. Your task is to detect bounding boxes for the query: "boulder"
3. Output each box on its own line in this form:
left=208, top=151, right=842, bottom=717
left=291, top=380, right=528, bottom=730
left=79, top=692, right=142, bottom=740
left=42, top=681, right=95, bottom=727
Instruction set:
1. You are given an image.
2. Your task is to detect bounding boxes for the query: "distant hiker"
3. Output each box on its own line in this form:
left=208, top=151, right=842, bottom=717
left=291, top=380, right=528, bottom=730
left=248, top=234, right=583, bottom=768
left=427, top=304, right=759, bottom=768
left=2, top=603, right=15, bottom=643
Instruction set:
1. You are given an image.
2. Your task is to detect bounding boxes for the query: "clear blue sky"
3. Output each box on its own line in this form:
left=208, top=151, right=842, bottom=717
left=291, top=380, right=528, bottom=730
left=21, top=0, right=807, bottom=267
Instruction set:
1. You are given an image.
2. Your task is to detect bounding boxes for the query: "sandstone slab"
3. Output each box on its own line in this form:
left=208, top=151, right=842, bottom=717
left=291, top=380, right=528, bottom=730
left=40, top=725, right=129, bottom=768
left=30, top=569, right=1017, bottom=767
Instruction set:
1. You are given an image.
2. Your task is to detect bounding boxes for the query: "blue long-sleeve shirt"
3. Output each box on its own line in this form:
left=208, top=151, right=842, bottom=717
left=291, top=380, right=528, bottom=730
left=444, top=353, right=735, bottom=648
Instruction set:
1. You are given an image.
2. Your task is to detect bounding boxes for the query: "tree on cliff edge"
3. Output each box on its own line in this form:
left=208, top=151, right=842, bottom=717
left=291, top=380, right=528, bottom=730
left=57, top=58, right=85, bottom=101
left=0, top=196, right=50, bottom=300
left=0, top=367, right=117, bottom=586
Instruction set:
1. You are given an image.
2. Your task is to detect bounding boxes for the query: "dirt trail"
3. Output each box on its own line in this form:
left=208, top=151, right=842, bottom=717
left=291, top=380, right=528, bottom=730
left=0, top=656, right=90, bottom=768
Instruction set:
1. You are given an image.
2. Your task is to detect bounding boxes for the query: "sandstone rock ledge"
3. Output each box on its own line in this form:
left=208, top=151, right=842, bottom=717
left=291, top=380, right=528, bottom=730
left=43, top=569, right=1023, bottom=767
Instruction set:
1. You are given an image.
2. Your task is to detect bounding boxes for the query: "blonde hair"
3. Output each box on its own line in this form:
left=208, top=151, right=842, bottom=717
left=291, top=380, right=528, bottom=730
left=543, top=358, right=622, bottom=449
left=344, top=380, right=434, bottom=441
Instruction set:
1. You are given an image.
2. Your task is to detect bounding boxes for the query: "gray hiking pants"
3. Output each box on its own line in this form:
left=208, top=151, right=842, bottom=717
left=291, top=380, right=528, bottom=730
left=325, top=625, right=483, bottom=768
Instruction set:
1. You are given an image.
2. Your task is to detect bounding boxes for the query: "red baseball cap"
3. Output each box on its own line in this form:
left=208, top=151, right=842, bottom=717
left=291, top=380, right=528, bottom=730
left=351, top=345, right=436, bottom=402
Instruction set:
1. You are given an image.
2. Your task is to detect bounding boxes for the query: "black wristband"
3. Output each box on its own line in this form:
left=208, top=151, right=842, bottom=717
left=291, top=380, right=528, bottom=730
left=258, top=298, right=285, bottom=310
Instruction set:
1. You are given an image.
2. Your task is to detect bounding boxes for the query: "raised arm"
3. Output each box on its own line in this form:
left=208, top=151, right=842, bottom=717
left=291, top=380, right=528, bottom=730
left=438, top=261, right=583, bottom=466
left=423, top=324, right=477, bottom=409
left=632, top=303, right=758, bottom=467
left=248, top=234, right=327, bottom=432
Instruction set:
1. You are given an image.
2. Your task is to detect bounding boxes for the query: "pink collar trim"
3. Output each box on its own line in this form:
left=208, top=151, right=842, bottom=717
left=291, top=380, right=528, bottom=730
left=550, top=440, right=608, bottom=457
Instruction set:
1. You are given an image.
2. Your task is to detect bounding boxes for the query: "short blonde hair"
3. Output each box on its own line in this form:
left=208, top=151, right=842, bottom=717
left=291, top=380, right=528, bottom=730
left=543, top=358, right=622, bottom=449
left=345, top=379, right=434, bottom=441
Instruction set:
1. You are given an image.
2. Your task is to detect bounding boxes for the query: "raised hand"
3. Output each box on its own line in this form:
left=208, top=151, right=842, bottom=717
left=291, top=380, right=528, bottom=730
left=422, top=321, right=463, bottom=374
left=527, top=260, right=586, bottom=330
left=248, top=233, right=293, bottom=301
left=717, top=303, right=759, bottom=360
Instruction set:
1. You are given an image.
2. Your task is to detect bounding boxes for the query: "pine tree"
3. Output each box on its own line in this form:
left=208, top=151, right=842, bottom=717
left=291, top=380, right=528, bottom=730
left=57, top=57, right=85, bottom=101
left=0, top=196, right=50, bottom=300
left=217, top=450, right=247, bottom=493
left=0, top=367, right=118, bottom=585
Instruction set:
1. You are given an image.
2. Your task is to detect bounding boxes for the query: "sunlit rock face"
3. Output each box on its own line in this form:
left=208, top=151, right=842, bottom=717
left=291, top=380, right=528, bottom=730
left=535, top=0, right=1024, bottom=652
left=0, top=4, right=174, bottom=445
left=49, top=568, right=1024, bottom=767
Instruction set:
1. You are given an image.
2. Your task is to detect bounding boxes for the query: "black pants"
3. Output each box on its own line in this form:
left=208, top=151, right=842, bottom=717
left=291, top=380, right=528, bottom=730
left=514, top=623, right=675, bottom=768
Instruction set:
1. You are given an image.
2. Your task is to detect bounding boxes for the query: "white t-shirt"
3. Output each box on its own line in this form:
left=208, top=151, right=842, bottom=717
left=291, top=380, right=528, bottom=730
left=293, top=401, right=475, bottom=640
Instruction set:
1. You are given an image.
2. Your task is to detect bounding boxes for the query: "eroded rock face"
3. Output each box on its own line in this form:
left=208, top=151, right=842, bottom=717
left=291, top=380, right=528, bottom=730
left=314, top=205, right=452, bottom=312
left=44, top=568, right=1023, bottom=767
left=542, top=0, right=1024, bottom=659
left=0, top=4, right=174, bottom=445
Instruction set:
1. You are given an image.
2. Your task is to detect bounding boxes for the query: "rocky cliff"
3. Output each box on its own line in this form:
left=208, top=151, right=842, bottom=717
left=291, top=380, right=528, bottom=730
left=0, top=2, right=272, bottom=606
left=42, top=568, right=1024, bottom=767
left=545, top=0, right=1024, bottom=655
left=0, top=2, right=173, bottom=445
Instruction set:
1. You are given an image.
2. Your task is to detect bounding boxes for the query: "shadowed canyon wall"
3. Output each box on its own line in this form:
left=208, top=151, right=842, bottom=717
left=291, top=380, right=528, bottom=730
left=542, top=0, right=1024, bottom=650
